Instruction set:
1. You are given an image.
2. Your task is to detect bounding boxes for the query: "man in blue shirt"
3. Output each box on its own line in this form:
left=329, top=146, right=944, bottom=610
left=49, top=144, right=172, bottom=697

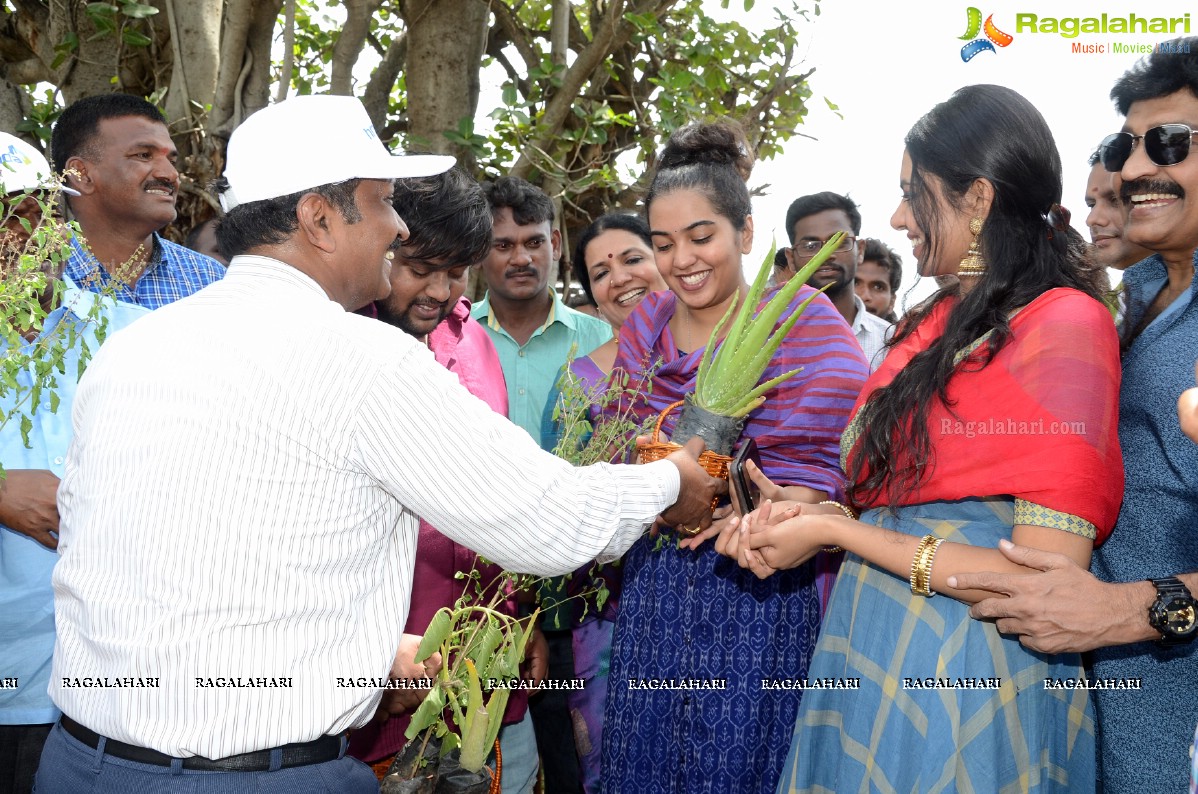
left=51, top=93, right=224, bottom=307
left=2, top=102, right=219, bottom=791
left=0, top=130, right=151, bottom=794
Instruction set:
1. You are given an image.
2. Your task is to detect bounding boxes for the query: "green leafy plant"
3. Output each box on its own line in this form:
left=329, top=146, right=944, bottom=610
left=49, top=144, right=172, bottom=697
left=386, top=356, right=658, bottom=787
left=0, top=184, right=113, bottom=478
left=549, top=354, right=659, bottom=467
left=691, top=234, right=844, bottom=418
left=538, top=356, right=659, bottom=618
left=400, top=570, right=541, bottom=776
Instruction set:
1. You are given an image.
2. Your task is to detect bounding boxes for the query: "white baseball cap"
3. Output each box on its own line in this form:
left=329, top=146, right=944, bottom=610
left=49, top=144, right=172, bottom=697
left=0, top=132, right=54, bottom=195
left=219, top=94, right=455, bottom=211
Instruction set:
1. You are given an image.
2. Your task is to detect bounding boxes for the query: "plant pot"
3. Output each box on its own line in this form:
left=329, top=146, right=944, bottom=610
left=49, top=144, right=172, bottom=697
left=381, top=737, right=439, bottom=794
left=434, top=752, right=492, bottom=794
left=381, top=737, right=495, bottom=794
left=672, top=395, right=745, bottom=457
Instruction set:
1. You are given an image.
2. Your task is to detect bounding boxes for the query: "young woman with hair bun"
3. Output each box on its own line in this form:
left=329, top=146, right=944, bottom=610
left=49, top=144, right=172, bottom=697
left=598, top=121, right=868, bottom=794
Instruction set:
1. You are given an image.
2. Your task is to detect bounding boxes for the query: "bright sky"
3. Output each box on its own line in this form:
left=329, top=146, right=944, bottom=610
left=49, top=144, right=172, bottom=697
left=743, top=0, right=1186, bottom=312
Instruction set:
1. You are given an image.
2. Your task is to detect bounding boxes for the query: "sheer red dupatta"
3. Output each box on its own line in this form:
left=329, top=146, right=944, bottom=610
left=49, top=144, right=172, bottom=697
left=844, top=288, right=1123, bottom=543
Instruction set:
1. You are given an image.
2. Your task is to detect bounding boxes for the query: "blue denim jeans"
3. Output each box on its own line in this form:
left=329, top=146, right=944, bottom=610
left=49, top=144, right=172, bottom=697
left=498, top=711, right=538, bottom=794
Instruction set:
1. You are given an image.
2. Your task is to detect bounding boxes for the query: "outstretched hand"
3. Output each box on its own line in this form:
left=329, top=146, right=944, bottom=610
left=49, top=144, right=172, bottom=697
left=659, top=436, right=728, bottom=533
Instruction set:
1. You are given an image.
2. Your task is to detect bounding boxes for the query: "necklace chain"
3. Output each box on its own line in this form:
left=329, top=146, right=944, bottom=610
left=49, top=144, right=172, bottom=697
left=79, top=235, right=149, bottom=290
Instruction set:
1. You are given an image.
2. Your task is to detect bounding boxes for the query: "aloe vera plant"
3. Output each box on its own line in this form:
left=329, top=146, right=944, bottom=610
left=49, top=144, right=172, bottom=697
left=399, top=599, right=540, bottom=776
left=691, top=233, right=845, bottom=418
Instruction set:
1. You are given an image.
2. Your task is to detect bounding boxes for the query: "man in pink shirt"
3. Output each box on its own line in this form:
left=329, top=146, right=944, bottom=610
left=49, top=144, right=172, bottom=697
left=348, top=167, right=546, bottom=793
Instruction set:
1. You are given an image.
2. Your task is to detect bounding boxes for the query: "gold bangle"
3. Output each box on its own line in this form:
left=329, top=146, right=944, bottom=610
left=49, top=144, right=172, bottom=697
left=910, top=535, right=945, bottom=597
left=910, top=535, right=936, bottom=596
left=818, top=500, right=855, bottom=554
left=819, top=500, right=857, bottom=520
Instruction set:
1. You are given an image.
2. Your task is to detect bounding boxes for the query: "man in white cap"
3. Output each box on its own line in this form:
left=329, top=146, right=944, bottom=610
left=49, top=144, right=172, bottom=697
left=0, top=131, right=149, bottom=794
left=34, top=94, right=723, bottom=793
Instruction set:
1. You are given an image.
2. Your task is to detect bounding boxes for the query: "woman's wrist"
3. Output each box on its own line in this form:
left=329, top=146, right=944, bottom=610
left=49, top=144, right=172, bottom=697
left=812, top=513, right=848, bottom=553
left=817, top=500, right=855, bottom=553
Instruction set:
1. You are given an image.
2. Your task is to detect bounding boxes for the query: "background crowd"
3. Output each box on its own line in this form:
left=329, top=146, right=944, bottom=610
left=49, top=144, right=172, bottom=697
left=0, top=32, right=1197, bottom=794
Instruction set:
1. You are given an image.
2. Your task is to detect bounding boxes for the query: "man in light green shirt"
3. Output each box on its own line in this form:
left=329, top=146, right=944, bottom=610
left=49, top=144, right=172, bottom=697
left=471, top=176, right=612, bottom=794
left=471, top=176, right=611, bottom=447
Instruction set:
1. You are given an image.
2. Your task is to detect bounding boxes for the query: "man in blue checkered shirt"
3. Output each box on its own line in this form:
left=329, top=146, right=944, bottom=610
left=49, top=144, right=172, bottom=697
left=51, top=94, right=224, bottom=308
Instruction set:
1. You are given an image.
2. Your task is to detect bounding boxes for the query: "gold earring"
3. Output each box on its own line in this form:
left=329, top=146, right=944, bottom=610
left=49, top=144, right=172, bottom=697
left=958, top=217, right=986, bottom=278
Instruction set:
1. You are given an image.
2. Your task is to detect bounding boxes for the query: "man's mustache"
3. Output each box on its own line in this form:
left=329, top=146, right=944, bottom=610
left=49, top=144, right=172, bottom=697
left=143, top=179, right=176, bottom=195
left=1120, top=178, right=1184, bottom=204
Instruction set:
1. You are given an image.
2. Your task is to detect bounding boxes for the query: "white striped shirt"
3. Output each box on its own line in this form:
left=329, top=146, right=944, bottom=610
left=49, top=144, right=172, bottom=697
left=51, top=256, right=678, bottom=758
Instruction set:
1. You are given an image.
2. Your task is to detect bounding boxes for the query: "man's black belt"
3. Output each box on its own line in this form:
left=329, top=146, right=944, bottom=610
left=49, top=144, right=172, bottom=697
left=60, top=715, right=345, bottom=772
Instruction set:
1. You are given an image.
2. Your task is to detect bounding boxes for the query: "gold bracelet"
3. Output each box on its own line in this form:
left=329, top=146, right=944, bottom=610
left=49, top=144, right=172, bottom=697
left=818, top=500, right=855, bottom=553
left=910, top=535, right=945, bottom=597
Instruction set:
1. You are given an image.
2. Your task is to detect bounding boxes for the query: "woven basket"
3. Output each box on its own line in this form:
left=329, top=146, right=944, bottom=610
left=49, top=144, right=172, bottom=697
left=636, top=401, right=732, bottom=531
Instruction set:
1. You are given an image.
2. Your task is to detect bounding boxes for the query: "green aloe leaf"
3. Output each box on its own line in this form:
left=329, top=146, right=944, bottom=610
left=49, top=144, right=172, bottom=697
left=694, top=235, right=843, bottom=415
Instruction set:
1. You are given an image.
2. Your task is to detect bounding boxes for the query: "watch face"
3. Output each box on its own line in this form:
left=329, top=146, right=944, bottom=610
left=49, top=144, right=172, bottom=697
left=1166, top=598, right=1198, bottom=634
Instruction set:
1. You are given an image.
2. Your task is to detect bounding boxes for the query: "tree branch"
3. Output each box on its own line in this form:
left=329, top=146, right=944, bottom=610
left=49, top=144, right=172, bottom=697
left=488, top=46, right=528, bottom=100
left=9, top=0, right=48, bottom=25
left=484, top=0, right=538, bottom=73
left=211, top=0, right=255, bottom=131
left=0, top=32, right=34, bottom=67
left=363, top=30, right=407, bottom=129
left=3, top=56, right=52, bottom=86
left=330, top=0, right=383, bottom=95
left=512, top=0, right=677, bottom=179
left=275, top=0, right=296, bottom=102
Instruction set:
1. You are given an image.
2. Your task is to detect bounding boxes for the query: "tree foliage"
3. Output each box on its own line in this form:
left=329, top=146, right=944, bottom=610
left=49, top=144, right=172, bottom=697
left=0, top=0, right=818, bottom=260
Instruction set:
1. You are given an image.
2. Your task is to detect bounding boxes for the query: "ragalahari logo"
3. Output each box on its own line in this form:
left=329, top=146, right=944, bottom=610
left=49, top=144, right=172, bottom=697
left=959, top=8, right=1014, bottom=61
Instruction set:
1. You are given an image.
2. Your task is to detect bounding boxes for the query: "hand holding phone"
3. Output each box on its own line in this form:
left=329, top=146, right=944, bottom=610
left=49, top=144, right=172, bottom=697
left=729, top=438, right=762, bottom=515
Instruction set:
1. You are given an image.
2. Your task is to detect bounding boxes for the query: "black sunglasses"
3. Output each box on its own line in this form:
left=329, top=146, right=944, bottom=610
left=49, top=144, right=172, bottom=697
left=1100, top=124, right=1198, bottom=172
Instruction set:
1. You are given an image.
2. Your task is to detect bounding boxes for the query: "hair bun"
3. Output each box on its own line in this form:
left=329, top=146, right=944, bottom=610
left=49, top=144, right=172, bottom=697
left=658, top=121, right=755, bottom=182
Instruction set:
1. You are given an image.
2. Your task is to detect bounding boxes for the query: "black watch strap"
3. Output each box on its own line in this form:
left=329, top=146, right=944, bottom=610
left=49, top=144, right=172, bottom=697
left=1148, top=576, right=1198, bottom=646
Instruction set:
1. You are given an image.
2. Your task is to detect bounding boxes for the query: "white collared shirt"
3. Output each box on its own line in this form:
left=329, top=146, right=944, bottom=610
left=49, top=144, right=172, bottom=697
left=51, top=255, right=678, bottom=758
left=850, top=294, right=893, bottom=372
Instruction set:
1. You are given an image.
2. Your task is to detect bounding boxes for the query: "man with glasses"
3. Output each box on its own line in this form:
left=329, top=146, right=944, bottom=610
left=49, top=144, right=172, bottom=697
left=951, top=38, right=1198, bottom=793
left=781, top=192, right=891, bottom=370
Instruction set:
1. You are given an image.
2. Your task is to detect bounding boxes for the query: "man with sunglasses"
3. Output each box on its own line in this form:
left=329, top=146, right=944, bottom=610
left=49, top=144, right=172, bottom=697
left=781, top=192, right=891, bottom=370
left=951, top=38, right=1198, bottom=793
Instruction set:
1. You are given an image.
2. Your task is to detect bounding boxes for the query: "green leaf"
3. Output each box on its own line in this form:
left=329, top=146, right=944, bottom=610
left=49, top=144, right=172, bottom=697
left=403, top=686, right=446, bottom=740
left=119, top=1, right=159, bottom=18
left=20, top=414, right=33, bottom=448
left=414, top=609, right=452, bottom=664
left=470, top=623, right=504, bottom=680
left=121, top=28, right=153, bottom=47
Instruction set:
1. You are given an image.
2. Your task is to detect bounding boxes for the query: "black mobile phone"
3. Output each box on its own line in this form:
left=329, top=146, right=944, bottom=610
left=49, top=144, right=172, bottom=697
left=729, top=438, right=762, bottom=515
